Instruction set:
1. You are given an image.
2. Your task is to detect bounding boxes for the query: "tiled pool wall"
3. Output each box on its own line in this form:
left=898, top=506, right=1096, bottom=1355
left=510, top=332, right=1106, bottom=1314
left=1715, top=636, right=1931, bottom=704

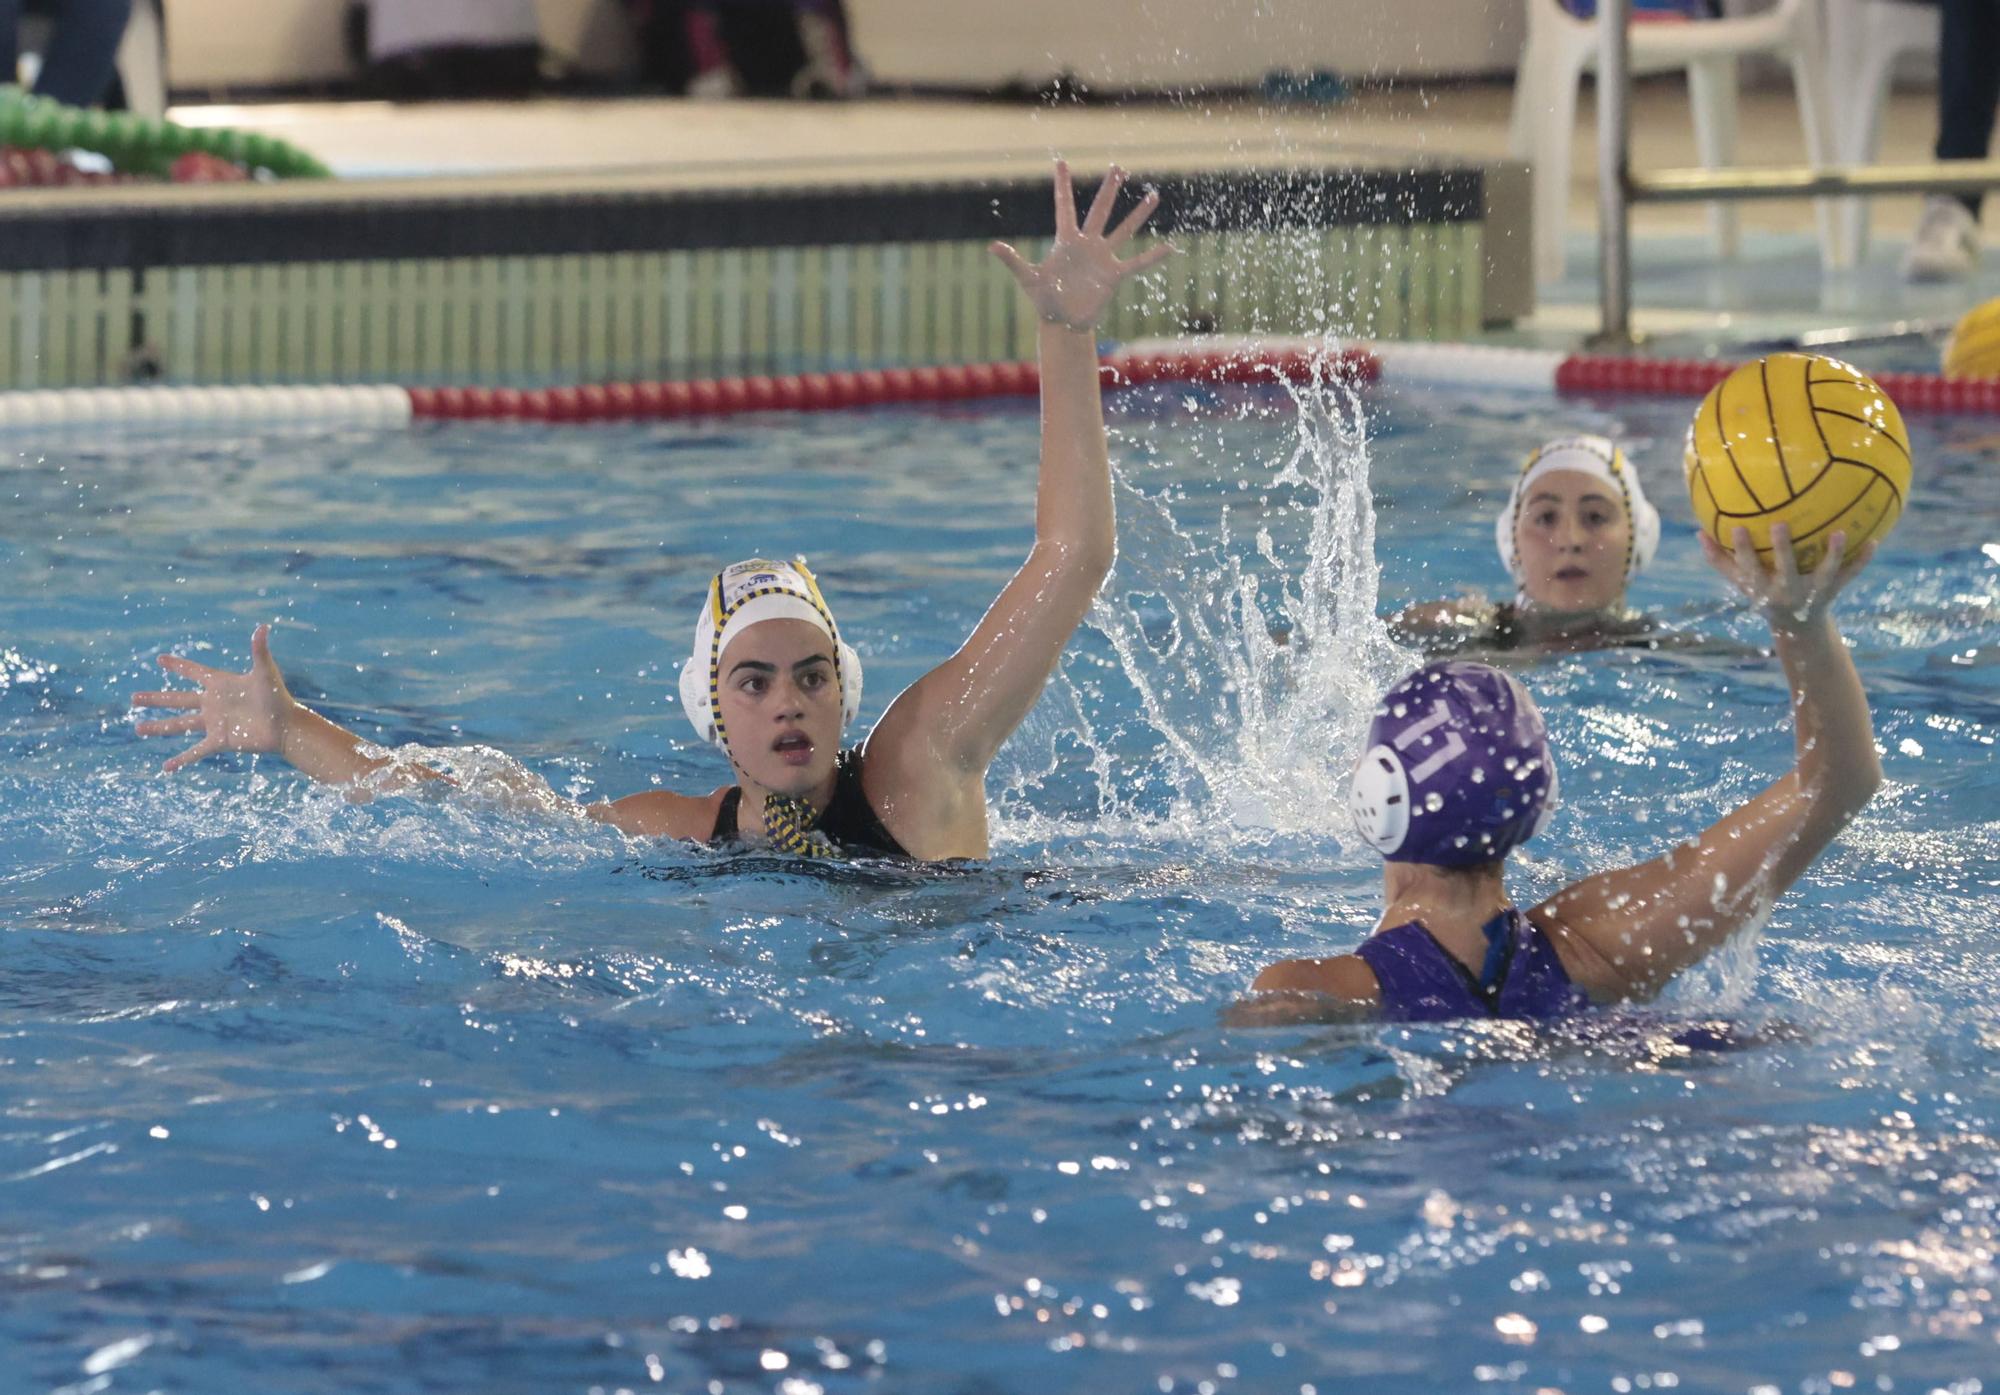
left=0, top=161, right=1526, bottom=389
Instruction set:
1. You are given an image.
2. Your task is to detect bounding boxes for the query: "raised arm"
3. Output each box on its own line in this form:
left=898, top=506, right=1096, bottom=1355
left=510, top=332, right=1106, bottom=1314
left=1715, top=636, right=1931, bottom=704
left=1533, top=523, right=1883, bottom=1001
left=868, top=161, right=1173, bottom=777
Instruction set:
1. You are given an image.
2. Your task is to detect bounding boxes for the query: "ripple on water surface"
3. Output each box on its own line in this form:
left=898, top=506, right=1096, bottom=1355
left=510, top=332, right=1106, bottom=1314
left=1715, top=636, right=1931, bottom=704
left=3, top=384, right=1999, bottom=1393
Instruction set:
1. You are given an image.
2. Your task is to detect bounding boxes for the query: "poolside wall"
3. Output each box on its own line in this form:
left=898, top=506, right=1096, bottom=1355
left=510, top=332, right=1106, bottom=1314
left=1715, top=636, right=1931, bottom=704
left=0, top=162, right=1527, bottom=390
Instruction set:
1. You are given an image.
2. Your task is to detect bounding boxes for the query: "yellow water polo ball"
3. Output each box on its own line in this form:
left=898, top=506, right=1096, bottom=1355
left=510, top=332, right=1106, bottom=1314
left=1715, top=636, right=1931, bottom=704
left=1943, top=296, right=2000, bottom=378
left=1683, top=352, right=1910, bottom=573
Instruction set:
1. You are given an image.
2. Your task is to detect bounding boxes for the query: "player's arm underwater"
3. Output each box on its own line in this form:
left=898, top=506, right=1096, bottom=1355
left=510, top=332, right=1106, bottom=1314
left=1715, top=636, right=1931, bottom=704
left=1387, top=597, right=1502, bottom=647
left=1527, top=523, right=1883, bottom=1001
left=859, top=161, right=1174, bottom=849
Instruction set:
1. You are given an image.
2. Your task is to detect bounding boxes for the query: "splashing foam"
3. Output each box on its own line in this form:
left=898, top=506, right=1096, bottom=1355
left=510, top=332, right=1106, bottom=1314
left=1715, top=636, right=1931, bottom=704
left=1000, top=356, right=1413, bottom=848
left=14, top=745, right=632, bottom=877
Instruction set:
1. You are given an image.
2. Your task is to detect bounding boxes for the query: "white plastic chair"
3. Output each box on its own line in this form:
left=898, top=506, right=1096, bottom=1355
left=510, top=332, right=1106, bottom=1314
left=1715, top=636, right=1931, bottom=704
left=1825, top=0, right=1941, bottom=264
left=115, top=0, right=166, bottom=118
left=1509, top=0, right=1844, bottom=283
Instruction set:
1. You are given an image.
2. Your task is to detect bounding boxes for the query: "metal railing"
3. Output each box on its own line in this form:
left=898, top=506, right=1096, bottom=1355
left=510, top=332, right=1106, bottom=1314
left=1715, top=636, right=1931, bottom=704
left=1594, top=0, right=2000, bottom=344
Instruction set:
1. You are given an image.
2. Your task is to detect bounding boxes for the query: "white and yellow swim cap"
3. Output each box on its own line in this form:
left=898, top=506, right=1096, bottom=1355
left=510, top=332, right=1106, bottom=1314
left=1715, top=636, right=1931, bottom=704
left=1494, top=434, right=1661, bottom=584
left=677, top=558, right=863, bottom=750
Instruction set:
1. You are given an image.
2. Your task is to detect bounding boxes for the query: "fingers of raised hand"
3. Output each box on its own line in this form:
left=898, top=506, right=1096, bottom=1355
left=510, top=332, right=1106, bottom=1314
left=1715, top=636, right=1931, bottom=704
left=1839, top=540, right=1877, bottom=581
left=161, top=735, right=220, bottom=775
left=1818, top=534, right=1876, bottom=602
left=157, top=653, right=224, bottom=682
left=1119, top=241, right=1177, bottom=275
left=1729, top=526, right=1762, bottom=578
left=135, top=714, right=205, bottom=738
left=1107, top=186, right=1160, bottom=248
left=1052, top=158, right=1077, bottom=235
left=131, top=689, right=202, bottom=711
left=988, top=239, right=1034, bottom=285
left=1767, top=523, right=1800, bottom=585
left=1082, top=165, right=1126, bottom=236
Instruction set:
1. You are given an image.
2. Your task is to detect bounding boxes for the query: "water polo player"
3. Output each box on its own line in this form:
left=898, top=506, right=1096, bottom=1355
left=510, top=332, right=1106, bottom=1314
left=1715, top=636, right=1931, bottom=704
left=131, top=160, right=1175, bottom=861
left=1239, top=521, right=1881, bottom=1022
left=1394, top=434, right=1663, bottom=654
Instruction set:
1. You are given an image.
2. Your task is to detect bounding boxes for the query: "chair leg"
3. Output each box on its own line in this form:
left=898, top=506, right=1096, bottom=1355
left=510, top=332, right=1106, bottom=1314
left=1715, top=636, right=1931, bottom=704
left=1528, top=55, right=1583, bottom=285
left=1839, top=37, right=1900, bottom=267
left=1508, top=40, right=1539, bottom=164
left=1788, top=42, right=1846, bottom=270
left=1686, top=53, right=1741, bottom=261
left=116, top=0, right=167, bottom=119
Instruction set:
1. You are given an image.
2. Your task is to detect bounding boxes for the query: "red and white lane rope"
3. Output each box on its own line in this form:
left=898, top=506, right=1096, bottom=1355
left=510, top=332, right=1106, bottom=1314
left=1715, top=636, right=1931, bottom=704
left=2, top=338, right=1997, bottom=429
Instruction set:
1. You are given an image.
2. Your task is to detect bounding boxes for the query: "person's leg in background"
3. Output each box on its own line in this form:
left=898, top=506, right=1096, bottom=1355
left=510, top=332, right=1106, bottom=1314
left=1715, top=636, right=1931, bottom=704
left=1906, top=0, right=2000, bottom=281
left=1937, top=0, right=2000, bottom=210
left=1, top=0, right=24, bottom=88
left=27, top=0, right=133, bottom=107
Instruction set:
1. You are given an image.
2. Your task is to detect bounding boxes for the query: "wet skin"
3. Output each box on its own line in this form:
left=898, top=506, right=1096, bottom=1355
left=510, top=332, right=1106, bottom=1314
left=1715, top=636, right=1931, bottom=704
left=1512, top=467, right=1634, bottom=615
left=711, top=617, right=844, bottom=803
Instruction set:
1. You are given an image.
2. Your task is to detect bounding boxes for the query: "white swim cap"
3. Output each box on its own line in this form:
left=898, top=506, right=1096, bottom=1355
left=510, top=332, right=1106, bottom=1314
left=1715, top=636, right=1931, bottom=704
left=1494, top=434, right=1661, bottom=585
left=678, top=558, right=863, bottom=750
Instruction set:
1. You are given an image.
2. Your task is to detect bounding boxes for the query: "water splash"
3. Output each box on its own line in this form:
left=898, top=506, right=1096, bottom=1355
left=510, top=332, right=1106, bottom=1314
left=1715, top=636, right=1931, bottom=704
left=1001, top=357, right=1413, bottom=847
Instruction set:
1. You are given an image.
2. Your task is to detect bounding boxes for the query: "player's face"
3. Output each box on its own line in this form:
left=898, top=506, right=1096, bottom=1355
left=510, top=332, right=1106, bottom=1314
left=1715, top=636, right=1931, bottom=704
left=1514, top=470, right=1632, bottom=614
left=715, top=619, right=843, bottom=797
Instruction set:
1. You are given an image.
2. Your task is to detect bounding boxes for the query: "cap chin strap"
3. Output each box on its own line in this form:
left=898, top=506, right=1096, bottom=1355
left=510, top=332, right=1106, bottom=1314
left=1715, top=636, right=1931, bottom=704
left=761, top=791, right=841, bottom=857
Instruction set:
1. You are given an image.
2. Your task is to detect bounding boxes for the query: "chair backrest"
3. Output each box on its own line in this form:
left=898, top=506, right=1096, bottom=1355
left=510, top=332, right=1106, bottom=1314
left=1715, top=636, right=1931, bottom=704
left=1552, top=0, right=1718, bottom=16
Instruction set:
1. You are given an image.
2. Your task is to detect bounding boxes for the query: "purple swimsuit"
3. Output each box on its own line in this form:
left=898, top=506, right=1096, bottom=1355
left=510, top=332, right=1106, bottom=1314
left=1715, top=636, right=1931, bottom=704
left=1354, top=910, right=1591, bottom=1023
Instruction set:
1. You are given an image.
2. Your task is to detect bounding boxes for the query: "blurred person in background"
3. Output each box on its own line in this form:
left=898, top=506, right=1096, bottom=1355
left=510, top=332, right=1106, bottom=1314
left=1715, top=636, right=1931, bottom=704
left=360, top=0, right=541, bottom=100
left=1903, top=0, right=1999, bottom=282
left=0, top=0, right=131, bottom=107
left=626, top=0, right=858, bottom=99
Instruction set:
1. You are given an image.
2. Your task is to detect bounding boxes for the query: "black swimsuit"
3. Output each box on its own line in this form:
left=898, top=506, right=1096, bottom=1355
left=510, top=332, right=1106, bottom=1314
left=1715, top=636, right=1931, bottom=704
left=709, top=748, right=911, bottom=859
left=1409, top=601, right=1665, bottom=657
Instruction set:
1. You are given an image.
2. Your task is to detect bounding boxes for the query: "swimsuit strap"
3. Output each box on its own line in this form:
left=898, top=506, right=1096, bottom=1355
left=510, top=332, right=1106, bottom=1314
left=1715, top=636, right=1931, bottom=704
left=815, top=749, right=910, bottom=859
left=709, top=786, right=742, bottom=843
left=705, top=749, right=910, bottom=859
left=1477, top=908, right=1525, bottom=1011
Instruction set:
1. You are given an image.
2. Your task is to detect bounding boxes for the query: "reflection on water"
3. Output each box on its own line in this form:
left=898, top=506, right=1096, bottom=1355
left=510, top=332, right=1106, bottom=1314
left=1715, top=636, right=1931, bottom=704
left=1, top=388, right=1997, bottom=1393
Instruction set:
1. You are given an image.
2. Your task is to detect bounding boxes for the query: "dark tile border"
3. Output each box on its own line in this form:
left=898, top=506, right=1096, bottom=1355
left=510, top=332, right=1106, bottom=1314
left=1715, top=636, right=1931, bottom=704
left=0, top=166, right=1483, bottom=272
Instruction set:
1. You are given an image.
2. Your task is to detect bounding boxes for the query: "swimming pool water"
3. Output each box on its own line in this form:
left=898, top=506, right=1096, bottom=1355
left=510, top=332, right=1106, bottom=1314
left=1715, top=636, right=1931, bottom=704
left=3, top=374, right=1997, bottom=1394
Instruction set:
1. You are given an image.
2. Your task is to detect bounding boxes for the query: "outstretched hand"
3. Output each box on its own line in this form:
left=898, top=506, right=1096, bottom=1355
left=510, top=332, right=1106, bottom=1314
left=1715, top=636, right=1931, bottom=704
left=990, top=160, right=1176, bottom=333
left=1702, top=523, right=1873, bottom=636
left=133, top=624, right=299, bottom=773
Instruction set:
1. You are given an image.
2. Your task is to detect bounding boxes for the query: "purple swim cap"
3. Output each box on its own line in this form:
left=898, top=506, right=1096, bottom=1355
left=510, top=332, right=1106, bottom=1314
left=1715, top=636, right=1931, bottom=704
left=1348, top=661, right=1560, bottom=867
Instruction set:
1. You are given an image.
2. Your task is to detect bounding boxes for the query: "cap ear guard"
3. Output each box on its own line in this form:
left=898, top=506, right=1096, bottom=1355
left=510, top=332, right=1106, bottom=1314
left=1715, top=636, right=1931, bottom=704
left=1349, top=744, right=1413, bottom=855
left=1494, top=499, right=1524, bottom=584
left=1350, top=662, right=1558, bottom=868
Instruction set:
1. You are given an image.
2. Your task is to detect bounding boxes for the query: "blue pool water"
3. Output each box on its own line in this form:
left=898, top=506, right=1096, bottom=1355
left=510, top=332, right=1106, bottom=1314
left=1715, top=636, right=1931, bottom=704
left=3, top=372, right=1997, bottom=1394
